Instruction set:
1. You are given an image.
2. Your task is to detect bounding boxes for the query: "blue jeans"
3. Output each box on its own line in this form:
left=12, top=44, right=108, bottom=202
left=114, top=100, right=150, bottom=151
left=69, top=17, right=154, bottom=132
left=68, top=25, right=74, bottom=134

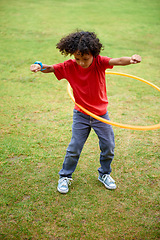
left=59, top=109, right=115, bottom=178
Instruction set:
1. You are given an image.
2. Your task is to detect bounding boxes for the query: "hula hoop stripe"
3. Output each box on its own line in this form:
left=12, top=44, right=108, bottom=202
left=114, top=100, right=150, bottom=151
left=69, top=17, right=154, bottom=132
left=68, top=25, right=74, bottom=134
left=67, top=72, right=160, bottom=131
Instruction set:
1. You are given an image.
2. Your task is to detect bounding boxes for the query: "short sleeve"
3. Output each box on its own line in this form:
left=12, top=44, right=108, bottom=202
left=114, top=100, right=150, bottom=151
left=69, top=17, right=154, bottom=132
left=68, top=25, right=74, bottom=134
left=53, top=59, right=75, bottom=80
left=98, top=55, right=113, bottom=70
left=53, top=62, right=66, bottom=80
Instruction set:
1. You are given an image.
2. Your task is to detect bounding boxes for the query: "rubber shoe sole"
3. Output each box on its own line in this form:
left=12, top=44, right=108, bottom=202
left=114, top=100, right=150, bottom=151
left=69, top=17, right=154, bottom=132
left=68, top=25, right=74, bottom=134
left=57, top=186, right=69, bottom=194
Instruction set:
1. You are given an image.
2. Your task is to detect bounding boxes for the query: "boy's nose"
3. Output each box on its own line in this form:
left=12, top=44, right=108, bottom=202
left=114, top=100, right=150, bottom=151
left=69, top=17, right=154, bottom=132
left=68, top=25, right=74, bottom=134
left=79, top=61, right=85, bottom=67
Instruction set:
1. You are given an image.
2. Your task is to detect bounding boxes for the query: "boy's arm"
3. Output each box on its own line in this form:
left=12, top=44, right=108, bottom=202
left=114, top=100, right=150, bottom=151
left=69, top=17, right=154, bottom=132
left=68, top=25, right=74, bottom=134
left=109, top=54, right=141, bottom=66
left=30, top=63, right=55, bottom=73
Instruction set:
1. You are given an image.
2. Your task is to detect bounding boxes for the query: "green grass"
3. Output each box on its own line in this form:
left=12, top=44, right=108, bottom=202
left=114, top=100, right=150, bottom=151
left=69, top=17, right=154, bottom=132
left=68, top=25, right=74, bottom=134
left=0, top=0, right=160, bottom=239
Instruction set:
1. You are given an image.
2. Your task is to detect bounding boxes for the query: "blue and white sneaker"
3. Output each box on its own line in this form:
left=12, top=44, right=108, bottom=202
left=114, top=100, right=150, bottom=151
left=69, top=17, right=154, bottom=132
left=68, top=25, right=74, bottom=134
left=98, top=174, right=116, bottom=190
left=57, top=177, right=73, bottom=194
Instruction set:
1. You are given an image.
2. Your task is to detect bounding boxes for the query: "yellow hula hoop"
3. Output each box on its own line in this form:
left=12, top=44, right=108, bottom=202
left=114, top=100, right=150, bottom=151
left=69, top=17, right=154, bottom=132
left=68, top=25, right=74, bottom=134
left=67, top=72, right=160, bottom=131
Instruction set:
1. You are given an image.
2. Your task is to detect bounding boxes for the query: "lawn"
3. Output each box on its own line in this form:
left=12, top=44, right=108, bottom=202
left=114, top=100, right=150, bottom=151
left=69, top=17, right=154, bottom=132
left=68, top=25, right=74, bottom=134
left=0, top=0, right=160, bottom=239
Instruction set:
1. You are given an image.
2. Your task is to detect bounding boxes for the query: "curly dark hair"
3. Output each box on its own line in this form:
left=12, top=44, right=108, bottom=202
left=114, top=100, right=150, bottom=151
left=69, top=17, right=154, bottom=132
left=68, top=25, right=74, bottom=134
left=56, top=31, right=103, bottom=57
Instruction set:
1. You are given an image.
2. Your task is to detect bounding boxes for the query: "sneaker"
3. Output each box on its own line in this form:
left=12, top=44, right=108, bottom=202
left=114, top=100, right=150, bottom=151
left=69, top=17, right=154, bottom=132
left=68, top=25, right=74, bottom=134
left=57, top=177, right=73, bottom=194
left=98, top=174, right=116, bottom=190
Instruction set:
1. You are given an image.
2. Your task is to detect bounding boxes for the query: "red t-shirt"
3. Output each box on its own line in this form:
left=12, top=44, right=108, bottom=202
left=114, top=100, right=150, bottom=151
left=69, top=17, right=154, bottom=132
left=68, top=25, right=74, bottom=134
left=53, top=55, right=113, bottom=116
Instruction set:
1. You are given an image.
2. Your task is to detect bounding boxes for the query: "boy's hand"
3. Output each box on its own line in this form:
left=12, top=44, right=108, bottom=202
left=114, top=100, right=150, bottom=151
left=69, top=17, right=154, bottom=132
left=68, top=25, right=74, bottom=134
left=130, top=54, right=142, bottom=64
left=30, top=64, right=41, bottom=72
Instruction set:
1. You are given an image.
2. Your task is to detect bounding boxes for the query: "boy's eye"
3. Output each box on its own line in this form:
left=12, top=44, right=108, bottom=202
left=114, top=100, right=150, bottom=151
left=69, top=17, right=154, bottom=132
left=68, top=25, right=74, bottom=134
left=75, top=58, right=89, bottom=61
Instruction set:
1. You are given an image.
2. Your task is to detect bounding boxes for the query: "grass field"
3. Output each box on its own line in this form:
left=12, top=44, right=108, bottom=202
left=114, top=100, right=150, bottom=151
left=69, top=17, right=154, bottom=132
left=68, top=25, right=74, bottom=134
left=0, top=0, right=160, bottom=239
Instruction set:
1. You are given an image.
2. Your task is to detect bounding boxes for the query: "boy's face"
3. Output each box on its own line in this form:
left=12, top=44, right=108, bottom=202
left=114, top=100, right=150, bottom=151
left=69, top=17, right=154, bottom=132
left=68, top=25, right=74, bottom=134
left=73, top=51, right=93, bottom=68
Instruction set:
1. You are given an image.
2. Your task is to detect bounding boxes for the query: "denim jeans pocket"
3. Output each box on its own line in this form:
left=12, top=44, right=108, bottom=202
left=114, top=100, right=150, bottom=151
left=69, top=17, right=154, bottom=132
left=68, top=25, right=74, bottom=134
left=73, top=109, right=81, bottom=114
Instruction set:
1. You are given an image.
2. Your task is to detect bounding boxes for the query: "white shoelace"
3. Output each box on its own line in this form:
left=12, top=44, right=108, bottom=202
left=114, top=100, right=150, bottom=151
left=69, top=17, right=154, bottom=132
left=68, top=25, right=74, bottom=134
left=59, top=177, right=73, bottom=186
left=102, top=174, right=115, bottom=183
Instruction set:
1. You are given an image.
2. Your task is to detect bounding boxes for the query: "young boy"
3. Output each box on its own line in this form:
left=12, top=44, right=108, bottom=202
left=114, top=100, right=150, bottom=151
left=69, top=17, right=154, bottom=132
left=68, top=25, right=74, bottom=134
left=30, top=31, right=141, bottom=194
